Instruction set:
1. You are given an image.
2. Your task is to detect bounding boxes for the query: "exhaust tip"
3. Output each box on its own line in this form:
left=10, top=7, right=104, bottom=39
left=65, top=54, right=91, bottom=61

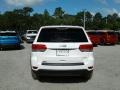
left=88, top=66, right=93, bottom=69
left=33, top=66, right=38, bottom=69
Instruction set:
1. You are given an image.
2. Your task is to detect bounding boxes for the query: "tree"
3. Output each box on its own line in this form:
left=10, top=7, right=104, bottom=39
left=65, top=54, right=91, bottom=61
left=13, top=9, right=23, bottom=15
left=42, top=9, right=50, bottom=25
left=85, top=11, right=93, bottom=22
left=23, top=7, right=33, bottom=16
left=94, top=12, right=102, bottom=22
left=63, top=14, right=75, bottom=25
left=1, top=7, right=120, bottom=32
left=93, top=12, right=103, bottom=29
left=75, top=11, right=84, bottom=26
left=43, top=9, right=50, bottom=17
left=54, top=7, right=64, bottom=18
left=84, top=11, right=93, bottom=29
left=32, top=13, right=43, bottom=29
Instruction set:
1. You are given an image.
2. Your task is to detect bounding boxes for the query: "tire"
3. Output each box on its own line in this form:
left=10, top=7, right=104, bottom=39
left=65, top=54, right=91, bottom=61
left=17, top=45, right=21, bottom=50
left=83, top=71, right=93, bottom=80
left=93, top=44, right=97, bottom=47
left=31, top=70, right=37, bottom=80
left=111, top=43, right=115, bottom=46
left=100, top=39, right=105, bottom=45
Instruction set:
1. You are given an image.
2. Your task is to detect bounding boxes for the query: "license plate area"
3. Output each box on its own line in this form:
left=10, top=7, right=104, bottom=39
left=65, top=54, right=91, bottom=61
left=56, top=50, right=69, bottom=56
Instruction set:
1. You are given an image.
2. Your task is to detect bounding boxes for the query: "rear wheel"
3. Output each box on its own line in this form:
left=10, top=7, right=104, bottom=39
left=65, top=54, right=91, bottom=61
left=100, top=39, right=105, bottom=45
left=17, top=45, right=21, bottom=50
left=93, top=44, right=97, bottom=47
left=83, top=71, right=93, bottom=80
left=111, top=43, right=115, bottom=45
left=31, top=70, right=37, bottom=80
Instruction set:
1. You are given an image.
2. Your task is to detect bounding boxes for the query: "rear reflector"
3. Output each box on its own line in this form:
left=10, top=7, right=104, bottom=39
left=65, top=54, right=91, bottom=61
left=32, top=44, right=47, bottom=52
left=79, top=44, right=93, bottom=52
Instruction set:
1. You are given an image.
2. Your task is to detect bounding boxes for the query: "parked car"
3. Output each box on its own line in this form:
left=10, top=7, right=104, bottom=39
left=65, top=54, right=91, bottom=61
left=115, top=31, right=120, bottom=43
left=118, top=31, right=120, bottom=43
left=18, top=31, right=26, bottom=41
left=0, top=31, right=22, bottom=49
left=86, top=30, right=100, bottom=46
left=31, top=25, right=94, bottom=79
left=25, top=30, right=38, bottom=43
left=97, top=30, right=118, bottom=45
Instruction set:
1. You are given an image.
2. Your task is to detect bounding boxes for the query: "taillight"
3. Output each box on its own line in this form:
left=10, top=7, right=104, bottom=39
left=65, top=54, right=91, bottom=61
left=32, top=44, right=47, bottom=52
left=79, top=44, right=93, bottom=52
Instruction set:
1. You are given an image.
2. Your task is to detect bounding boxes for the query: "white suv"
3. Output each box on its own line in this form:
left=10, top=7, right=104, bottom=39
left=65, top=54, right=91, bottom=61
left=31, top=26, right=94, bottom=79
left=25, top=30, right=37, bottom=43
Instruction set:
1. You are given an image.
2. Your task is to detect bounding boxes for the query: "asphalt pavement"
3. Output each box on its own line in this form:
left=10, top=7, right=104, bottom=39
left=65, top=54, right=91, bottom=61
left=0, top=43, right=120, bottom=90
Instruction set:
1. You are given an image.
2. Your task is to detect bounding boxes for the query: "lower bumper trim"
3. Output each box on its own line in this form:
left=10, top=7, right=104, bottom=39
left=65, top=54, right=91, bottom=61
left=33, top=69, right=92, bottom=76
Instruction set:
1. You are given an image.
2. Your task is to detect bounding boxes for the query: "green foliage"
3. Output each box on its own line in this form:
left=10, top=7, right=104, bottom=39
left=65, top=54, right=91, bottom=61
left=53, top=7, right=64, bottom=18
left=0, top=7, right=120, bottom=33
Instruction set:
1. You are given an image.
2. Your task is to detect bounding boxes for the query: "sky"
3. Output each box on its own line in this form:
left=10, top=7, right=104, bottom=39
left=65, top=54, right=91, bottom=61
left=0, top=0, right=120, bottom=16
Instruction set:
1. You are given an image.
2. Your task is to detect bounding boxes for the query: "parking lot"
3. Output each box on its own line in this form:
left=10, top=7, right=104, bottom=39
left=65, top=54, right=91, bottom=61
left=0, top=43, right=120, bottom=90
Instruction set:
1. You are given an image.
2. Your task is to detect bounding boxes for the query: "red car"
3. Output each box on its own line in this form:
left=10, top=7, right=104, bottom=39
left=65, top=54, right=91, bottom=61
left=115, top=31, right=120, bottom=43
left=87, top=31, right=100, bottom=46
left=118, top=32, right=120, bottom=42
left=97, top=30, right=118, bottom=45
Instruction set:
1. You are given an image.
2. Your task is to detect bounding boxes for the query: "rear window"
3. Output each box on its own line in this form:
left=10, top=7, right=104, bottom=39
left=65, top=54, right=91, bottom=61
left=0, top=33, right=17, bottom=36
left=37, top=27, right=88, bottom=42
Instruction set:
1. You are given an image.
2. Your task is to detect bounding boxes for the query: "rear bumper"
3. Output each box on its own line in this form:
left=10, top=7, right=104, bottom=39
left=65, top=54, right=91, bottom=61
left=31, top=55, right=94, bottom=72
left=33, top=69, right=93, bottom=76
left=105, top=41, right=116, bottom=44
left=26, top=39, right=34, bottom=43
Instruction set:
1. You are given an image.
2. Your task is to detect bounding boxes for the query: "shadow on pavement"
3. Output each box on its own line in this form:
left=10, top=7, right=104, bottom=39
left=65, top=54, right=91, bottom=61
left=0, top=45, right=25, bottom=51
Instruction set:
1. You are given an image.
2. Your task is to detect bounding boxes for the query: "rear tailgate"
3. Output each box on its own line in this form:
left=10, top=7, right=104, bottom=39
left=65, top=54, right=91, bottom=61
left=32, top=43, right=93, bottom=64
